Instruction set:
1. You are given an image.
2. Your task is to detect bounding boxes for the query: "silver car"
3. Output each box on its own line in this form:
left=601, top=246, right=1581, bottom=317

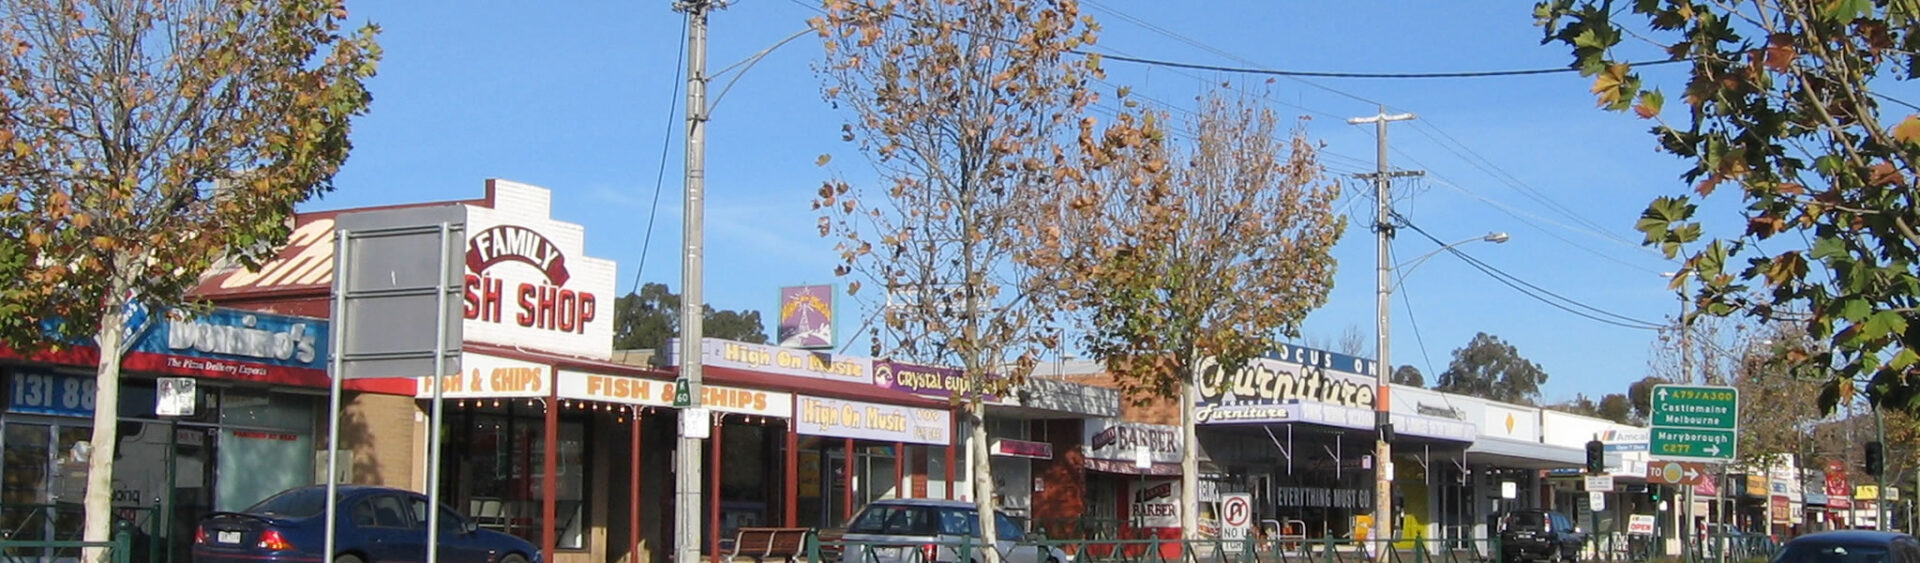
left=839, top=499, right=1068, bottom=563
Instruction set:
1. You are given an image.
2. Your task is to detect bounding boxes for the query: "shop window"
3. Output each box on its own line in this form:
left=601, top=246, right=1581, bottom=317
left=219, top=389, right=315, bottom=430
left=446, top=410, right=587, bottom=549
left=215, top=428, right=315, bottom=511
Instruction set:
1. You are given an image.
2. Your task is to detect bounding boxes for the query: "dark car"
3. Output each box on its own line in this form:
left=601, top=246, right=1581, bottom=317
left=1499, top=509, right=1587, bottom=563
left=1771, top=530, right=1920, bottom=563
left=192, top=485, right=541, bottom=563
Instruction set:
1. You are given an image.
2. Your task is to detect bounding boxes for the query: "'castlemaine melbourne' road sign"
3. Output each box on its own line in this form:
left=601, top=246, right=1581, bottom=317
left=1649, top=384, right=1738, bottom=462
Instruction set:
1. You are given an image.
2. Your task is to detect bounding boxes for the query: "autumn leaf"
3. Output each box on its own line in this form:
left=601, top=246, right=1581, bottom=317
left=1891, top=114, right=1920, bottom=145
left=1591, top=62, right=1630, bottom=108
left=816, top=153, right=832, bottom=166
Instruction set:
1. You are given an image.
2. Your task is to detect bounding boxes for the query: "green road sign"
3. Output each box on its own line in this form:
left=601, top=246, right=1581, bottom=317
left=1651, top=384, right=1738, bottom=461
left=672, top=377, right=692, bottom=407
left=1650, top=384, right=1738, bottom=430
left=1650, top=427, right=1737, bottom=461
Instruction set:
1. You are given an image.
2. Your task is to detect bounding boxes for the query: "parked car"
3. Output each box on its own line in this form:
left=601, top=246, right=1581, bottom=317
left=1499, top=509, right=1587, bottom=563
left=838, top=499, right=1067, bottom=563
left=1771, top=530, right=1920, bottom=563
left=191, top=485, right=541, bottom=563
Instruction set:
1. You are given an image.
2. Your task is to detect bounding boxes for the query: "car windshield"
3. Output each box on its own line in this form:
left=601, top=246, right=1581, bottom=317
left=847, top=505, right=941, bottom=535
left=246, top=488, right=330, bottom=518
left=1773, top=543, right=1889, bottom=563
left=1505, top=513, right=1547, bottom=530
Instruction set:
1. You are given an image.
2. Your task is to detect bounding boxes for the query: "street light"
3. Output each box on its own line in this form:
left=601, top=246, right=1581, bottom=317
left=1374, top=229, right=1507, bottom=547
left=1390, top=232, right=1509, bottom=291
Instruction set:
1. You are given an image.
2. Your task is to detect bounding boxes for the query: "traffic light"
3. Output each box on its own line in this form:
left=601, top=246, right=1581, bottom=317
left=1650, top=486, right=1662, bottom=503
left=1585, top=439, right=1606, bottom=474
left=1866, top=441, right=1886, bottom=476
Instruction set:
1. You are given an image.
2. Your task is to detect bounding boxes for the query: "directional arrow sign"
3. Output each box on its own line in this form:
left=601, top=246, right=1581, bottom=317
left=1651, top=384, right=1739, bottom=462
left=1651, top=427, right=1737, bottom=462
left=1651, top=384, right=1739, bottom=430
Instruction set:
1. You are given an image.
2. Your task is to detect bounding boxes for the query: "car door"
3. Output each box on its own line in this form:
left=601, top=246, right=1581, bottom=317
left=410, top=495, right=490, bottom=563
left=361, top=493, right=424, bottom=562
left=993, top=511, right=1040, bottom=563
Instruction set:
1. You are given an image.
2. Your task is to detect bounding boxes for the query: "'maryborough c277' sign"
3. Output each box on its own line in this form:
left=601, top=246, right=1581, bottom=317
left=1194, top=354, right=1376, bottom=424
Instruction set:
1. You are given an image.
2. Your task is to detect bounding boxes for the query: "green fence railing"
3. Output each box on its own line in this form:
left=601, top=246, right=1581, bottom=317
left=0, top=527, right=134, bottom=563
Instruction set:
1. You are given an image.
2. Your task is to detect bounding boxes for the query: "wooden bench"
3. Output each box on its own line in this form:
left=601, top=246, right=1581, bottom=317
left=726, top=527, right=815, bottom=563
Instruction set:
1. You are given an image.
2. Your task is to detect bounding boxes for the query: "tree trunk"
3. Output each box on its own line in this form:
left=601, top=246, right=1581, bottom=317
left=970, top=399, right=1001, bottom=563
left=83, top=280, right=130, bottom=563
left=1180, top=375, right=1199, bottom=543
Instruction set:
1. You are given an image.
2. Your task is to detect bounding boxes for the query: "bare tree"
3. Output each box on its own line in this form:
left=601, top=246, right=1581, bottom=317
left=812, top=0, right=1098, bottom=555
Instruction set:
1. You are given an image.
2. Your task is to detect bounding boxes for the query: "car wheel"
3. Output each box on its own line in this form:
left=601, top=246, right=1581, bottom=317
left=502, top=554, right=530, bottom=563
left=334, top=555, right=365, bottom=563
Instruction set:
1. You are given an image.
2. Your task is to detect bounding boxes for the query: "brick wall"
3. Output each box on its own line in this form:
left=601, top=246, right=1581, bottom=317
left=337, top=392, right=418, bottom=488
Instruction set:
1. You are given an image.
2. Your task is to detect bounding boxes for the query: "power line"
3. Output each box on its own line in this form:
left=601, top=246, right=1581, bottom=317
left=1390, top=244, right=1442, bottom=382
left=1087, top=48, right=1690, bottom=79
left=628, top=17, right=690, bottom=296
left=1400, top=218, right=1666, bottom=330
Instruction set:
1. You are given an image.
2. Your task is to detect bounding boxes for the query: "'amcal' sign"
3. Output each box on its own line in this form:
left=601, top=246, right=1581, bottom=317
left=416, top=353, right=550, bottom=399
left=460, top=180, right=617, bottom=360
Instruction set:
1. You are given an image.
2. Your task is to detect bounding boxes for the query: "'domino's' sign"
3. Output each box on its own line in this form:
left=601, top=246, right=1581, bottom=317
left=123, top=307, right=330, bottom=382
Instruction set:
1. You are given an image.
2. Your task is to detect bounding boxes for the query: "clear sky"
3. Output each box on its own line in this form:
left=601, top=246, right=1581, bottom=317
left=320, top=1, right=1740, bottom=405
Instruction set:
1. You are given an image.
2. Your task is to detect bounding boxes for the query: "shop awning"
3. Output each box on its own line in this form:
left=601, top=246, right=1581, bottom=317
left=1466, top=437, right=1585, bottom=469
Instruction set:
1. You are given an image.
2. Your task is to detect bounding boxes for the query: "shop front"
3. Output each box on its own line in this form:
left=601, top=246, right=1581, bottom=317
left=0, top=305, right=332, bottom=563
left=1194, top=348, right=1476, bottom=543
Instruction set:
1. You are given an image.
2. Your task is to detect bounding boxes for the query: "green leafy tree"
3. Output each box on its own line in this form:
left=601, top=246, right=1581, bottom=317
left=1550, top=393, right=1601, bottom=416
left=812, top=0, right=1098, bottom=554
left=1534, top=0, right=1920, bottom=414
left=613, top=282, right=768, bottom=356
left=1628, top=376, right=1669, bottom=422
left=1392, top=364, right=1425, bottom=387
left=0, top=0, right=377, bottom=555
left=1435, top=332, right=1549, bottom=405
left=1598, top=393, right=1634, bottom=423
left=1040, top=89, right=1344, bottom=537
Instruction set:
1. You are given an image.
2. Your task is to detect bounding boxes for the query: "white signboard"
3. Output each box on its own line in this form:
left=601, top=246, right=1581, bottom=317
left=689, top=338, right=873, bottom=385
left=1221, top=494, right=1253, bottom=553
left=1587, top=474, right=1615, bottom=493
left=459, top=180, right=617, bottom=361
left=1084, top=420, right=1183, bottom=470
left=415, top=353, right=550, bottom=399
left=1628, top=514, right=1656, bottom=535
left=794, top=395, right=949, bottom=445
left=555, top=370, right=792, bottom=417
left=1590, top=491, right=1607, bottom=511
left=156, top=377, right=196, bottom=417
left=1501, top=481, right=1518, bottom=499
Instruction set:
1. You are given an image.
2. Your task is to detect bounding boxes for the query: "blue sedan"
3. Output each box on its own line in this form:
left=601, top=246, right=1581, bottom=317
left=1772, top=530, right=1920, bottom=563
left=192, top=485, right=541, bottom=563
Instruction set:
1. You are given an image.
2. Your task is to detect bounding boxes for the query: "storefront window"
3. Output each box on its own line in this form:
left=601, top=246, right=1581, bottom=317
left=443, top=407, right=587, bottom=549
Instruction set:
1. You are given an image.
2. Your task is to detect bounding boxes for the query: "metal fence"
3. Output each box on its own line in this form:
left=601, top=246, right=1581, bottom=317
left=0, top=529, right=134, bottom=563
left=802, top=532, right=1774, bottom=563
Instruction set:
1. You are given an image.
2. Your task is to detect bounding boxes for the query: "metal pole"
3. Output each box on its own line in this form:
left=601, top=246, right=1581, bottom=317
left=323, top=229, right=350, bottom=563
left=1877, top=408, right=1889, bottom=531
left=427, top=221, right=452, bottom=563
left=1349, top=105, right=1416, bottom=546
left=672, top=1, right=712, bottom=563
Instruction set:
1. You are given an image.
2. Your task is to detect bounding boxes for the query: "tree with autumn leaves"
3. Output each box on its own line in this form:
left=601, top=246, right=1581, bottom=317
left=1534, top=1, right=1920, bottom=417
left=1038, top=90, right=1345, bottom=537
left=812, top=0, right=1098, bottom=555
left=0, top=0, right=378, bottom=557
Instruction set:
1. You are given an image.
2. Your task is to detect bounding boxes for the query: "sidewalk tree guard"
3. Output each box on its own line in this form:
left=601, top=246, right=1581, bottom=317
left=0, top=1, right=379, bottom=560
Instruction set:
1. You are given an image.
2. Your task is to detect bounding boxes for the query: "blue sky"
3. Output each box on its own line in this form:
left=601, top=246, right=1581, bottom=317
left=320, top=1, right=1742, bottom=404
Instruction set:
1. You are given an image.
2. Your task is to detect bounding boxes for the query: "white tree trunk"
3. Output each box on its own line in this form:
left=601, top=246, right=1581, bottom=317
left=1180, top=376, right=1199, bottom=543
left=83, top=285, right=129, bottom=563
left=970, top=399, right=1001, bottom=563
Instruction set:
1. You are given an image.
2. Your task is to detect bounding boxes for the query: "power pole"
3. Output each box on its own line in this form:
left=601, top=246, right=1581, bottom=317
left=672, top=2, right=714, bottom=563
left=1350, top=105, right=1418, bottom=548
